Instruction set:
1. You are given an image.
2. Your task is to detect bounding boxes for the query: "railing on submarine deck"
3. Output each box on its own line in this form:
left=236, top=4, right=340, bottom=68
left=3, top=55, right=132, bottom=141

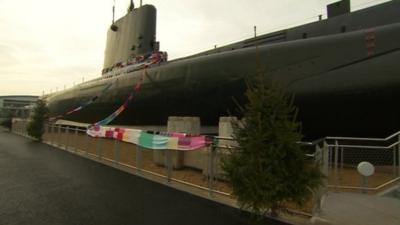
left=10, top=120, right=400, bottom=216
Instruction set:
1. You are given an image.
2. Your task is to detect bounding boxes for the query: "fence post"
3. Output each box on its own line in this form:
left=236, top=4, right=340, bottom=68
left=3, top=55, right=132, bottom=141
left=334, top=140, right=339, bottom=188
left=313, top=144, right=323, bottom=214
left=58, top=125, right=62, bottom=147
left=398, top=145, right=400, bottom=177
left=97, top=138, right=103, bottom=160
left=398, top=135, right=400, bottom=176
left=393, top=146, right=397, bottom=177
left=114, top=139, right=120, bottom=167
left=312, top=140, right=329, bottom=215
left=208, top=140, right=216, bottom=197
left=85, top=128, right=89, bottom=157
left=50, top=124, right=55, bottom=146
left=47, top=124, right=50, bottom=141
left=136, top=145, right=142, bottom=175
left=322, top=141, right=329, bottom=179
left=341, top=146, right=344, bottom=170
left=74, top=127, right=78, bottom=153
left=65, top=127, right=69, bottom=151
left=165, top=149, right=172, bottom=183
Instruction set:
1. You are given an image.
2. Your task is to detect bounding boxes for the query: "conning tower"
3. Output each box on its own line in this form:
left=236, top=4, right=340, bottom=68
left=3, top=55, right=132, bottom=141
left=103, top=4, right=157, bottom=70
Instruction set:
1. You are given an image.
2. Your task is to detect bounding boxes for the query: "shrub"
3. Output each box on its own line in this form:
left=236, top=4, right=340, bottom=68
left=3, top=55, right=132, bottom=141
left=222, top=72, right=323, bottom=217
left=27, top=99, right=49, bottom=141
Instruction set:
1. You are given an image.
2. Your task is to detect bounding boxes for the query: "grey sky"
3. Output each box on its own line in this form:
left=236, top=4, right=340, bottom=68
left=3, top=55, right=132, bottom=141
left=0, top=0, right=390, bottom=96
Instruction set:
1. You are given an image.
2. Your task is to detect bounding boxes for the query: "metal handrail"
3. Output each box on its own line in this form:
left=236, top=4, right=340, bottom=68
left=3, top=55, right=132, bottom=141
left=213, top=136, right=234, bottom=140
left=50, top=123, right=400, bottom=152
left=325, top=141, right=400, bottom=150
left=326, top=130, right=400, bottom=142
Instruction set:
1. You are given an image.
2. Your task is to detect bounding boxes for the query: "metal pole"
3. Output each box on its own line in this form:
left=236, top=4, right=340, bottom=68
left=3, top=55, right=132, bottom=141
left=57, top=125, right=61, bottom=147
left=54, top=124, right=60, bottom=146
left=362, top=176, right=368, bottom=194
left=65, top=127, right=69, bottom=151
left=328, top=146, right=332, bottom=170
left=165, top=150, right=172, bottom=183
left=209, top=143, right=216, bottom=197
left=97, top=138, right=102, bottom=160
left=48, top=124, right=51, bottom=144
left=397, top=145, right=400, bottom=176
left=313, top=141, right=329, bottom=214
left=50, top=124, right=55, bottom=146
left=334, top=140, right=339, bottom=188
left=393, top=146, right=397, bottom=176
left=341, top=146, right=344, bottom=170
left=74, top=127, right=78, bottom=153
left=136, top=145, right=142, bottom=175
left=85, top=129, right=89, bottom=157
left=313, top=144, right=323, bottom=214
left=114, top=139, right=120, bottom=166
left=322, top=141, right=329, bottom=179
left=398, top=135, right=400, bottom=176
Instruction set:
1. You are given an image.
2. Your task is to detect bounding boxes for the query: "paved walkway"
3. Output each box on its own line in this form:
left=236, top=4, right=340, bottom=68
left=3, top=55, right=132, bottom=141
left=0, top=129, right=288, bottom=225
left=316, top=191, right=400, bottom=225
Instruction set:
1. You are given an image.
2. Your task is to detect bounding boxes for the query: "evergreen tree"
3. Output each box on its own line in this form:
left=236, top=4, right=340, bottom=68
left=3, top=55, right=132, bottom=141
left=27, top=99, right=49, bottom=141
left=1, top=112, right=13, bottom=131
left=222, top=72, right=323, bottom=217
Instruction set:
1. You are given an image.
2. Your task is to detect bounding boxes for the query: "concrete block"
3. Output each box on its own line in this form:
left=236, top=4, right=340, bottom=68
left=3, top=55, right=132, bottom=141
left=167, top=117, right=200, bottom=134
left=202, top=117, right=238, bottom=180
left=153, top=150, right=184, bottom=169
left=202, top=147, right=229, bottom=181
left=153, top=116, right=201, bottom=169
left=184, top=149, right=206, bottom=170
left=218, top=116, right=238, bottom=147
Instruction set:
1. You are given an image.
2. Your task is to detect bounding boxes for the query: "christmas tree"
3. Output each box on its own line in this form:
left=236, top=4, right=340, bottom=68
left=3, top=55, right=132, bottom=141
left=27, top=99, right=49, bottom=141
left=222, top=71, right=323, bottom=217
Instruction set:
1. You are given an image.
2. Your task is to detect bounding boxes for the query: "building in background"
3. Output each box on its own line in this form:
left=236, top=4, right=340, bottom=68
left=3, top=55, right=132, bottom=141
left=0, top=95, right=38, bottom=120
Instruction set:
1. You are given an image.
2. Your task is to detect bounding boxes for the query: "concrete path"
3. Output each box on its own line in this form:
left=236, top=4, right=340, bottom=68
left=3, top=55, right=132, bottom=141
left=317, top=191, right=400, bottom=225
left=0, top=129, right=288, bottom=225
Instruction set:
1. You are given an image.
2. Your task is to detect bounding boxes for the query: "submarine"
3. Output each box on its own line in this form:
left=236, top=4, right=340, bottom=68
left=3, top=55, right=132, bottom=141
left=46, top=0, right=400, bottom=140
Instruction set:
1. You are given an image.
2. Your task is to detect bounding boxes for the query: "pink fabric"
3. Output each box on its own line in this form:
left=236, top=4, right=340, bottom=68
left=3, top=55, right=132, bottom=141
left=105, top=129, right=114, bottom=138
left=87, top=126, right=212, bottom=151
left=171, top=132, right=186, bottom=138
left=178, top=136, right=208, bottom=150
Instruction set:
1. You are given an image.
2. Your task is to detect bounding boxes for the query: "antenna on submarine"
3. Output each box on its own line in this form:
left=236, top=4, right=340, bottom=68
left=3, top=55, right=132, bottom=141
left=111, top=0, right=119, bottom=31
left=140, top=0, right=143, bottom=7
left=128, top=0, right=134, bottom=12
left=112, top=0, right=116, bottom=23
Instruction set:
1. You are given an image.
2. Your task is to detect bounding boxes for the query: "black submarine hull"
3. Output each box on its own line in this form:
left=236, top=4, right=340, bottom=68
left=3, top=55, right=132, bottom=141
left=47, top=22, right=400, bottom=139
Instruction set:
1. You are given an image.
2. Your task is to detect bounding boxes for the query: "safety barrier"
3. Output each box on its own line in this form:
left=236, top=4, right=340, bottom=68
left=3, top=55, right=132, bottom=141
left=12, top=120, right=400, bottom=216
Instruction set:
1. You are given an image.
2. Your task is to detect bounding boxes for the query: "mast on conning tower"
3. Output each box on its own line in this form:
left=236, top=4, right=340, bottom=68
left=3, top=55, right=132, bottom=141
left=111, top=0, right=118, bottom=31
left=128, top=0, right=134, bottom=12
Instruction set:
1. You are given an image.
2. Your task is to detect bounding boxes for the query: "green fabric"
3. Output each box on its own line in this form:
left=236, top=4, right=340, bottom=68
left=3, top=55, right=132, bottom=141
left=139, top=132, right=154, bottom=149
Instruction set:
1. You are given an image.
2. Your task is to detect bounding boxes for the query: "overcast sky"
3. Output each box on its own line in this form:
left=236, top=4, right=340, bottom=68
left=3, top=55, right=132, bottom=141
left=0, top=0, right=390, bottom=96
